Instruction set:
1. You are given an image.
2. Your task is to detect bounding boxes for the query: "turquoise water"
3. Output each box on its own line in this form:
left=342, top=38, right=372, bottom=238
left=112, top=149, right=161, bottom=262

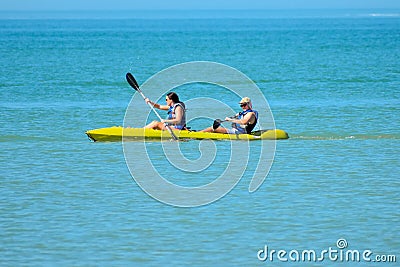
left=1, top=10, right=399, bottom=266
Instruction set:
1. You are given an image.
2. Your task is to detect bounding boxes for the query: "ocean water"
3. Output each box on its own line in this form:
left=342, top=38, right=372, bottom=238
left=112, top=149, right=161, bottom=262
left=1, top=10, right=399, bottom=266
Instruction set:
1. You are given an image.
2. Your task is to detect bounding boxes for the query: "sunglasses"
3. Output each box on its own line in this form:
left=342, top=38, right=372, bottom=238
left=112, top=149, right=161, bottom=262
left=240, top=103, right=247, bottom=107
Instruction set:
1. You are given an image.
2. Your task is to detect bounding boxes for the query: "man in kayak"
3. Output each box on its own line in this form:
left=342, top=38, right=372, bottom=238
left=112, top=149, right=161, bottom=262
left=144, top=92, right=187, bottom=130
left=200, top=97, right=258, bottom=134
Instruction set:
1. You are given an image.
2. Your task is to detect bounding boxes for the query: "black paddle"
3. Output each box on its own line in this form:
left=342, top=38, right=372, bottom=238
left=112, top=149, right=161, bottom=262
left=126, top=72, right=140, bottom=91
left=212, top=119, right=224, bottom=130
left=126, top=73, right=178, bottom=141
left=212, top=116, right=237, bottom=130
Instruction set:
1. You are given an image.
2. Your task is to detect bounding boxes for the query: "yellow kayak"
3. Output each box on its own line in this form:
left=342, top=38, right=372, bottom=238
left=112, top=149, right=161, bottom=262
left=85, top=126, right=289, bottom=142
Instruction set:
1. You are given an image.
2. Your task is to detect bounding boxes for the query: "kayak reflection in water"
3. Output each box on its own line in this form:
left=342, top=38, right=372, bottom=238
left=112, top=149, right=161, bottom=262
left=200, top=97, right=258, bottom=134
left=144, top=92, right=187, bottom=130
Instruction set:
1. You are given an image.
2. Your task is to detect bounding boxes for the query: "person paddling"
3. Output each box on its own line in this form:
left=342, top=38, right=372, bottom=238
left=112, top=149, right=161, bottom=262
left=200, top=97, right=258, bottom=134
left=144, top=92, right=187, bottom=130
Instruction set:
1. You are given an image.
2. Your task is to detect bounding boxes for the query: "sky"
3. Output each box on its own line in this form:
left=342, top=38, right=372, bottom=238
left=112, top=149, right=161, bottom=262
left=1, top=0, right=400, bottom=11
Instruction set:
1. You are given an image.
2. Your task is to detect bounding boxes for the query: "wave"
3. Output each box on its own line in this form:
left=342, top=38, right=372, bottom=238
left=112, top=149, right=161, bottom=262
left=368, top=13, right=400, bottom=17
left=290, top=134, right=400, bottom=140
left=0, top=135, right=58, bottom=142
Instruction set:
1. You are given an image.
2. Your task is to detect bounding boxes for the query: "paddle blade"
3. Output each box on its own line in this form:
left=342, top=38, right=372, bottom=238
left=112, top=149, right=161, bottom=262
left=126, top=72, right=140, bottom=90
left=213, top=119, right=223, bottom=130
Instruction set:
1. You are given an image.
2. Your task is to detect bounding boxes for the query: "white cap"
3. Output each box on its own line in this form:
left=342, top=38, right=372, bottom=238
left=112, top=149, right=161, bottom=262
left=239, top=97, right=251, bottom=104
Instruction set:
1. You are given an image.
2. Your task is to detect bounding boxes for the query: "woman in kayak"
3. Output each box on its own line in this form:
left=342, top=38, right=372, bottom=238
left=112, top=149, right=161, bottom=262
left=200, top=97, right=258, bottom=134
left=144, top=92, right=186, bottom=130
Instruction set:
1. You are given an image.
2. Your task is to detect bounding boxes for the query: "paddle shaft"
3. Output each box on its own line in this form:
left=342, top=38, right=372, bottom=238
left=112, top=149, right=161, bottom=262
left=137, top=90, right=165, bottom=122
left=212, top=116, right=236, bottom=130
left=126, top=73, right=178, bottom=140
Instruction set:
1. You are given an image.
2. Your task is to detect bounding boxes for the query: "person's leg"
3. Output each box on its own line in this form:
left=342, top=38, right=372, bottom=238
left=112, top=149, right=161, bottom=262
left=144, top=121, right=157, bottom=129
left=214, top=127, right=230, bottom=134
left=144, top=121, right=165, bottom=130
left=200, top=126, right=229, bottom=133
left=156, top=122, right=167, bottom=130
left=200, top=126, right=213, bottom=132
